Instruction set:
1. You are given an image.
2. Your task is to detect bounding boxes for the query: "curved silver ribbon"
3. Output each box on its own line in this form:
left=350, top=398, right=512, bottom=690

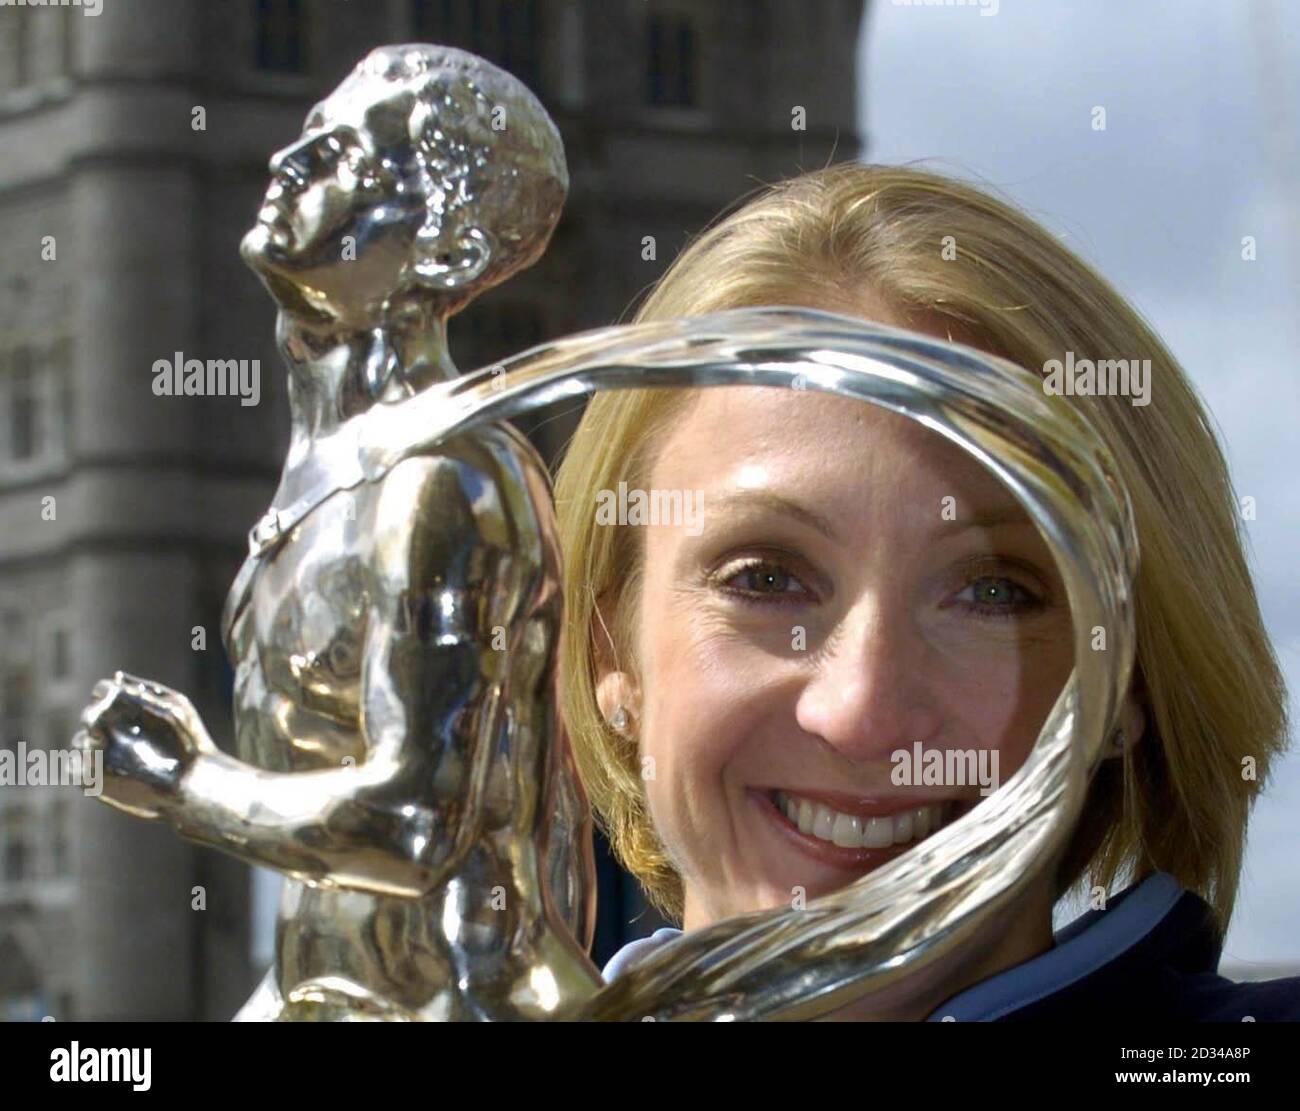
left=302, top=304, right=1137, bottom=1020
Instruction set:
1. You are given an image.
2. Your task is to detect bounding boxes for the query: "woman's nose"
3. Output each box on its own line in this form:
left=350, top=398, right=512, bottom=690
left=793, top=592, right=938, bottom=765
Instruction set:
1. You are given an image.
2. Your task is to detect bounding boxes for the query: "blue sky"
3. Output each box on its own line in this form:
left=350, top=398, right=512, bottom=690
left=859, top=0, right=1300, bottom=967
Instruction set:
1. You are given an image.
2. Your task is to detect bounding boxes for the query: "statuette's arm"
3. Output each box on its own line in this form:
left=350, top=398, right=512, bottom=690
left=73, top=664, right=449, bottom=897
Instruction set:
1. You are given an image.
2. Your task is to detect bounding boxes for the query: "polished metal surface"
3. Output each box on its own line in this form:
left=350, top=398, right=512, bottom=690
left=73, top=44, right=1137, bottom=1021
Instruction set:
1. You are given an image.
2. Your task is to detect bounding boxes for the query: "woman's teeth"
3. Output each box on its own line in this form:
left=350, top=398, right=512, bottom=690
left=772, top=790, right=950, bottom=849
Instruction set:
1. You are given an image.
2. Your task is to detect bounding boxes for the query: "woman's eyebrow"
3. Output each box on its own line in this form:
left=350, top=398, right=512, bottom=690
left=943, top=507, right=1035, bottom=534
left=707, top=492, right=1032, bottom=541
left=707, top=489, right=839, bottom=542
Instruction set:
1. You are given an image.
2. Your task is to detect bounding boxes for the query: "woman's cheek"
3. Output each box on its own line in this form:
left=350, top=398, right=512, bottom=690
left=952, top=651, right=1070, bottom=775
left=640, top=651, right=744, bottom=856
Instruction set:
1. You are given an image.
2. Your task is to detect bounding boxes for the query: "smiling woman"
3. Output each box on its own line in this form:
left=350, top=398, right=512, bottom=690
left=553, top=162, right=1298, bottom=1021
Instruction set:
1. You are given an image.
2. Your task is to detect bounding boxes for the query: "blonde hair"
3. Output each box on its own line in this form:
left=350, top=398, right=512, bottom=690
left=553, top=162, right=1289, bottom=931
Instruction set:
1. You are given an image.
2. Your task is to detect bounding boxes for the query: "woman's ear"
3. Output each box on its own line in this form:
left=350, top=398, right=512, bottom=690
left=1106, top=674, right=1148, bottom=760
left=595, top=671, right=640, bottom=732
left=592, top=594, right=641, bottom=730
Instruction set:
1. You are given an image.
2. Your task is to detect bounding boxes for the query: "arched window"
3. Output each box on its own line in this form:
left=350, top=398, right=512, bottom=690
left=646, top=11, right=697, bottom=108
left=0, top=6, right=71, bottom=92
left=0, top=335, right=73, bottom=476
left=255, top=0, right=306, bottom=74
left=411, top=0, right=541, bottom=90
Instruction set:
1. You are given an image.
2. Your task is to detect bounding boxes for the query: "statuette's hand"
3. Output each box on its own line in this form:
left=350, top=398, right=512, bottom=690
left=73, top=672, right=217, bottom=820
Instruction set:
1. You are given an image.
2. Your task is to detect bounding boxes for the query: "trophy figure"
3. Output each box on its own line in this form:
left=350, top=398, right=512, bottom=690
left=75, top=45, right=1137, bottom=1022
left=74, top=45, right=602, bottom=1020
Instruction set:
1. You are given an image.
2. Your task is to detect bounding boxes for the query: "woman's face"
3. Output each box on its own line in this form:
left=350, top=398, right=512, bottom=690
left=614, top=370, right=1077, bottom=930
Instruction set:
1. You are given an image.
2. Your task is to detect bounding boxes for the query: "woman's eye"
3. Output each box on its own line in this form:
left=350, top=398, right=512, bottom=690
left=716, top=559, right=813, bottom=605
left=950, top=575, right=1043, bottom=619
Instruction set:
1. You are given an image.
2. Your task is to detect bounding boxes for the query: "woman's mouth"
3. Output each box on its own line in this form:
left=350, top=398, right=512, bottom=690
left=754, top=788, right=961, bottom=870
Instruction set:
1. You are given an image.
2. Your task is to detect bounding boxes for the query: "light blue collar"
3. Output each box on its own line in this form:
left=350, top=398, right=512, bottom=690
left=601, top=926, right=684, bottom=983
left=924, top=872, right=1183, bottom=1020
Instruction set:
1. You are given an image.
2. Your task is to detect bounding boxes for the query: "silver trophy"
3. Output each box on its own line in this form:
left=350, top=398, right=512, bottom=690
left=73, top=45, right=1137, bottom=1022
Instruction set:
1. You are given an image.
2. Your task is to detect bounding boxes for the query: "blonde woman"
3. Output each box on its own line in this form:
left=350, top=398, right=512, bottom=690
left=554, top=163, right=1297, bottom=1021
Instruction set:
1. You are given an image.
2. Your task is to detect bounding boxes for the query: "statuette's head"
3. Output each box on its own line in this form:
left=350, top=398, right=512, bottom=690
left=242, top=44, right=568, bottom=327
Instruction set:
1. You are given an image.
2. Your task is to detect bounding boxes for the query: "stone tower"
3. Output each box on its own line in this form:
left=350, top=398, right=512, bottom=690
left=0, top=0, right=864, bottom=1019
